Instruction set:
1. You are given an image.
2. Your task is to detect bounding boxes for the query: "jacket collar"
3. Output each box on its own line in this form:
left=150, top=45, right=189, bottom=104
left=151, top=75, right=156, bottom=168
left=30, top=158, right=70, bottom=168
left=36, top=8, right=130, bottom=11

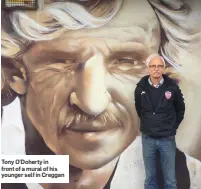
left=137, top=74, right=175, bottom=88
left=148, top=77, right=164, bottom=88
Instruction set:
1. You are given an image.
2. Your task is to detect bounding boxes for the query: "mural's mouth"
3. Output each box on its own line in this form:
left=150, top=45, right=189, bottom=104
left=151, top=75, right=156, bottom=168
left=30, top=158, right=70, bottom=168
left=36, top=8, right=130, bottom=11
left=60, top=120, right=122, bottom=146
left=67, top=121, right=118, bottom=132
left=65, top=127, right=118, bottom=137
left=61, top=128, right=120, bottom=152
left=62, top=120, right=119, bottom=135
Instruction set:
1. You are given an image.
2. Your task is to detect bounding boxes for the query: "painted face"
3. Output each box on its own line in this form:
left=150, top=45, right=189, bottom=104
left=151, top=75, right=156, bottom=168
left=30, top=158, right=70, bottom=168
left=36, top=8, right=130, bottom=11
left=148, top=57, right=165, bottom=78
left=15, top=0, right=161, bottom=169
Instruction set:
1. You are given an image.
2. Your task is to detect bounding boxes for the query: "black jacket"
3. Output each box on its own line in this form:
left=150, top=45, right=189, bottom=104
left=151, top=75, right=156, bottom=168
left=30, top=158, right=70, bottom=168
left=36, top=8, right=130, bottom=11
left=134, top=74, right=185, bottom=137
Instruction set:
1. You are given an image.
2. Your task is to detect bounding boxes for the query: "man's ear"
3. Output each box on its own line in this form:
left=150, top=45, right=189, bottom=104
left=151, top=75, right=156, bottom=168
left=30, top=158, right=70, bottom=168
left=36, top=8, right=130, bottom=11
left=9, top=76, right=26, bottom=95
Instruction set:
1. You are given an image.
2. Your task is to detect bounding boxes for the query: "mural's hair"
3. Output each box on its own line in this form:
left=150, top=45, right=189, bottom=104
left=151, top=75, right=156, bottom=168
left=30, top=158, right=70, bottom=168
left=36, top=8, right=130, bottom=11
left=1, top=0, right=123, bottom=57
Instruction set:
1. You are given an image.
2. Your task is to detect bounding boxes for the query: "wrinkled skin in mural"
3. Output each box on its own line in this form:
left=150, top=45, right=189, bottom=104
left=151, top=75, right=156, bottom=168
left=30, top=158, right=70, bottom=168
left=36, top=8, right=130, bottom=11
left=1, top=0, right=201, bottom=189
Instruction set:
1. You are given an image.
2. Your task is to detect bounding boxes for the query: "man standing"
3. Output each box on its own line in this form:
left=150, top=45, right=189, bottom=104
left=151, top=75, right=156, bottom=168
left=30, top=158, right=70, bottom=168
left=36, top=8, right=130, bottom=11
left=135, top=54, right=185, bottom=189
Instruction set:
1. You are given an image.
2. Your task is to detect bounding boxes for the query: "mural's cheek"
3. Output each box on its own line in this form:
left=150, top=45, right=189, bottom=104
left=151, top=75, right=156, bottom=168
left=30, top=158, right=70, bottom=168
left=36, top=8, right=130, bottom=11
left=106, top=73, right=140, bottom=133
left=25, top=67, right=74, bottom=153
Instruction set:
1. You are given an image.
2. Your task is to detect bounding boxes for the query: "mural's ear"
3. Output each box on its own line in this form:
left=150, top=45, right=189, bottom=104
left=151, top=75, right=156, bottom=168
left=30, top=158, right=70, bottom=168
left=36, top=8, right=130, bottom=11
left=10, top=76, right=26, bottom=95
left=1, top=57, right=27, bottom=106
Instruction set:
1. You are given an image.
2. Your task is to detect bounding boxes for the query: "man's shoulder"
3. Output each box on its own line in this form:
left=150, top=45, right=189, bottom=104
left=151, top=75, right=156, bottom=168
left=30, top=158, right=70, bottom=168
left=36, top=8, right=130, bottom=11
left=136, top=75, right=149, bottom=87
left=163, top=74, right=179, bottom=88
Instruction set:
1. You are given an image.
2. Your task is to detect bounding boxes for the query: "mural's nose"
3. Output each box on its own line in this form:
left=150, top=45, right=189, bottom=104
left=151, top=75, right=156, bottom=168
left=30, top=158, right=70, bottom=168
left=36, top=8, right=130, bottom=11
left=70, top=53, right=111, bottom=115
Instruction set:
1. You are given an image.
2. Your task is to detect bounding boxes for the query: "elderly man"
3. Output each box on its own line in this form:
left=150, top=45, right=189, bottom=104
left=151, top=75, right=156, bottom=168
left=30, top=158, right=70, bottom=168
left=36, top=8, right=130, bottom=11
left=1, top=0, right=201, bottom=189
left=135, top=54, right=185, bottom=189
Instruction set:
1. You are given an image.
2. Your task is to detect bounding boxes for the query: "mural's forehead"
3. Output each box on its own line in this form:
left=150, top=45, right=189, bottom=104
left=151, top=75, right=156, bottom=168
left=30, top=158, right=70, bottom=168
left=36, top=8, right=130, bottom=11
left=60, top=26, right=148, bottom=44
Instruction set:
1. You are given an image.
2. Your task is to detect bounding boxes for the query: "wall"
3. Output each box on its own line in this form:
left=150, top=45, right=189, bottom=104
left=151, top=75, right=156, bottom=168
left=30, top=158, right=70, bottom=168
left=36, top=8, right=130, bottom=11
left=1, top=0, right=201, bottom=189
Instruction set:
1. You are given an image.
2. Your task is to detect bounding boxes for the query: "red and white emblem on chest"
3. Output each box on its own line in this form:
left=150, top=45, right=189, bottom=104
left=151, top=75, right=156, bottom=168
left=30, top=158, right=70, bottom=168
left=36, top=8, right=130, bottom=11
left=165, top=91, right=172, bottom=99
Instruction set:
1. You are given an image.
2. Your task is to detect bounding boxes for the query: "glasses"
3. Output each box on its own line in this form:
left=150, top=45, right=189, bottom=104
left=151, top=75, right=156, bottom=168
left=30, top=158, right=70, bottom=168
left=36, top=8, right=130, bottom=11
left=148, top=65, right=165, bottom=69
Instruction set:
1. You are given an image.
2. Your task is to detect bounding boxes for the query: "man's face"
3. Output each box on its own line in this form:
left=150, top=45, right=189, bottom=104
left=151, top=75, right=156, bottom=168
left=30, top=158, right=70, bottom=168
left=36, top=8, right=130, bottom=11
left=20, top=0, right=160, bottom=169
left=148, top=57, right=165, bottom=78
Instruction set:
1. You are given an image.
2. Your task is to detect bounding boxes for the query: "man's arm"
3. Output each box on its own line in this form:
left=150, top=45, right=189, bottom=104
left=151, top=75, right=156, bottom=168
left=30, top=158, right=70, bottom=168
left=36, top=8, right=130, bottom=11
left=174, top=85, right=185, bottom=129
left=134, top=85, right=142, bottom=118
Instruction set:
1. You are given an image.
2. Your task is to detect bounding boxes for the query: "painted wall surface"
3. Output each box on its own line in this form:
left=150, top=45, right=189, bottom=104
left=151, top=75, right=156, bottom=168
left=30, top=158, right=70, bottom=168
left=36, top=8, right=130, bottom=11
left=1, top=0, right=201, bottom=189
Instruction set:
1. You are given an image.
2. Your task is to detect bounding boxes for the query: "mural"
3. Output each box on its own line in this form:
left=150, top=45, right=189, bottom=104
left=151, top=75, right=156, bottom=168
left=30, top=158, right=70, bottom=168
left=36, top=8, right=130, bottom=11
left=1, top=0, right=201, bottom=189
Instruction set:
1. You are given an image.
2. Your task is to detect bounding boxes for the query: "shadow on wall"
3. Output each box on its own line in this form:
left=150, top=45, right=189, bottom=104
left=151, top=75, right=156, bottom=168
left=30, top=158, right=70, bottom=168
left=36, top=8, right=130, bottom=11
left=157, top=148, right=190, bottom=189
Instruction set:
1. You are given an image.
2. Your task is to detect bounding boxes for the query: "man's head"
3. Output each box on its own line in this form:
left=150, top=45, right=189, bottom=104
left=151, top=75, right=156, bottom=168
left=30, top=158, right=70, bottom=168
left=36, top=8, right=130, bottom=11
left=1, top=0, right=161, bottom=169
left=146, top=54, right=165, bottom=79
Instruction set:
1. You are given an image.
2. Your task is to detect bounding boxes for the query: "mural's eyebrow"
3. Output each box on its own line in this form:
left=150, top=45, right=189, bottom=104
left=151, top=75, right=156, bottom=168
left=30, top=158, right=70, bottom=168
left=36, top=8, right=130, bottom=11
left=22, top=46, right=78, bottom=66
left=108, top=42, right=148, bottom=60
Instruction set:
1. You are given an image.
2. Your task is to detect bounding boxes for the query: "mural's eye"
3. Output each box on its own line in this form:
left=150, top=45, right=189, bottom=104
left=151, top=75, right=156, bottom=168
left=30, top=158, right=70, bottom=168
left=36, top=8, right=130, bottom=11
left=42, top=59, right=76, bottom=68
left=118, top=57, right=135, bottom=64
left=65, top=59, right=76, bottom=64
left=50, top=59, right=76, bottom=64
left=35, top=59, right=76, bottom=73
left=108, top=57, right=146, bottom=75
left=109, top=57, right=139, bottom=71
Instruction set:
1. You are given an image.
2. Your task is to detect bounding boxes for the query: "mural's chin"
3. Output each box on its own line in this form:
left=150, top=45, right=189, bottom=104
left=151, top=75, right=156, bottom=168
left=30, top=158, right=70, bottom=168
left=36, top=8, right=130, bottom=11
left=69, top=153, right=116, bottom=170
left=58, top=124, right=136, bottom=169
